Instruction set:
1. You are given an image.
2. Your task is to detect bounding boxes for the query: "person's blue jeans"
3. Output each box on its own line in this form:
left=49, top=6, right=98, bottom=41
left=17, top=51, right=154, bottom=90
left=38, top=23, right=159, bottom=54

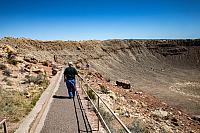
left=66, top=79, right=76, bottom=98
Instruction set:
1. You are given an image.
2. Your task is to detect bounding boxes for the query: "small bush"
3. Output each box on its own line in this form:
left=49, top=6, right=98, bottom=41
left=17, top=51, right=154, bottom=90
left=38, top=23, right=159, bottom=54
left=26, top=74, right=49, bottom=87
left=87, top=89, right=96, bottom=100
left=129, top=119, right=149, bottom=133
left=100, top=85, right=109, bottom=94
left=42, top=61, right=49, bottom=66
left=6, top=80, right=13, bottom=86
left=0, top=63, right=7, bottom=70
left=7, top=58, right=18, bottom=66
left=3, top=69, right=12, bottom=76
left=99, top=108, right=114, bottom=130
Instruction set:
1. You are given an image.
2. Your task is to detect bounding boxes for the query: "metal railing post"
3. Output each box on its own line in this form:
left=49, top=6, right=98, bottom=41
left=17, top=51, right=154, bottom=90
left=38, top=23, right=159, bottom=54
left=3, top=121, right=7, bottom=133
left=80, top=79, right=83, bottom=95
left=87, top=85, right=89, bottom=109
left=97, top=96, right=100, bottom=131
left=77, top=75, right=131, bottom=133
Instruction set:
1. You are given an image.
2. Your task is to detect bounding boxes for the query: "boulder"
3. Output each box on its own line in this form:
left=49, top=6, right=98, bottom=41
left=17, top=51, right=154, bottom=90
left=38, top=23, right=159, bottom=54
left=152, top=109, right=168, bottom=118
left=116, top=79, right=130, bottom=89
left=191, top=115, right=200, bottom=122
left=52, top=69, right=58, bottom=76
left=161, top=125, right=174, bottom=133
left=32, top=67, right=44, bottom=74
left=24, top=55, right=38, bottom=64
left=20, top=80, right=26, bottom=84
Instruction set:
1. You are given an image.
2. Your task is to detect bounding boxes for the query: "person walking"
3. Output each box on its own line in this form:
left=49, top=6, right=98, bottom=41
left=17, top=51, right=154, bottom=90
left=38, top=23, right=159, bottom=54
left=64, top=62, right=78, bottom=98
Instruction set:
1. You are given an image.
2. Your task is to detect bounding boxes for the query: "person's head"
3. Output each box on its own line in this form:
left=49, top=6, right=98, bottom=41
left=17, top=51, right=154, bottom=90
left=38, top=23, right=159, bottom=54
left=68, top=61, right=73, bottom=67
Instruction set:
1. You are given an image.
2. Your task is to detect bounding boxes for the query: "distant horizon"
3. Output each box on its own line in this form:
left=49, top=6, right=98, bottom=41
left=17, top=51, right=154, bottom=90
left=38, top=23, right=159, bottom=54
left=1, top=36, right=200, bottom=41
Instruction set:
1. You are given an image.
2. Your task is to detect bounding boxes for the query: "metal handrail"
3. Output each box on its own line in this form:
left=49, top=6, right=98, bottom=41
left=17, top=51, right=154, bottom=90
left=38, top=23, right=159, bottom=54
left=0, top=118, right=7, bottom=133
left=78, top=75, right=131, bottom=133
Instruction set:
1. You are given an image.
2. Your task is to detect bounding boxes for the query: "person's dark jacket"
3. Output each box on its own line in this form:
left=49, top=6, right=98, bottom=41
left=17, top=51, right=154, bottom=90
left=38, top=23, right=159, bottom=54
left=64, top=66, right=78, bottom=80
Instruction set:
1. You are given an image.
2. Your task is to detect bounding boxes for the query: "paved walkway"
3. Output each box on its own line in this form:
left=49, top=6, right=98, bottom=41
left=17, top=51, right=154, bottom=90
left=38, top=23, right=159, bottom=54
left=41, top=76, right=92, bottom=133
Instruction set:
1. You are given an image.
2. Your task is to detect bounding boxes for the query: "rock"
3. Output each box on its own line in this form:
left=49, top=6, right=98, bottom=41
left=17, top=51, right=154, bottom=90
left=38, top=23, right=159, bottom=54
left=140, top=101, right=147, bottom=107
left=20, top=80, right=26, bottom=84
left=11, top=74, right=18, bottom=78
left=120, top=96, right=126, bottom=102
left=109, top=92, right=117, bottom=100
left=135, top=91, right=143, bottom=94
left=177, top=111, right=182, bottom=115
left=24, top=55, right=38, bottom=64
left=26, top=93, right=31, bottom=98
left=32, top=67, right=44, bottom=74
left=152, top=109, right=168, bottom=118
left=161, top=125, right=174, bottom=133
left=116, top=79, right=131, bottom=89
left=171, top=117, right=179, bottom=126
left=130, top=99, right=139, bottom=106
left=52, top=69, right=57, bottom=76
left=24, top=68, right=30, bottom=72
left=125, top=111, right=130, bottom=117
left=30, top=82, right=34, bottom=86
left=114, top=113, right=119, bottom=116
left=191, top=115, right=200, bottom=122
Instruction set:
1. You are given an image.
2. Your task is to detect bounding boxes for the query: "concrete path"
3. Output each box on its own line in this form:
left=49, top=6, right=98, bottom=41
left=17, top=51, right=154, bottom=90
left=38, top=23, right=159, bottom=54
left=40, top=76, right=92, bottom=133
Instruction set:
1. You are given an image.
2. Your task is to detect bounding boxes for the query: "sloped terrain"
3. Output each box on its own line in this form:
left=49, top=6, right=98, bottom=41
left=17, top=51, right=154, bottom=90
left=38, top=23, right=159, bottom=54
left=0, top=37, right=200, bottom=116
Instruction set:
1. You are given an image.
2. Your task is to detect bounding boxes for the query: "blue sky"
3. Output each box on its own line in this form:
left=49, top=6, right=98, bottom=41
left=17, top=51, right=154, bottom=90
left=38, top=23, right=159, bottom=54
left=0, top=0, right=200, bottom=40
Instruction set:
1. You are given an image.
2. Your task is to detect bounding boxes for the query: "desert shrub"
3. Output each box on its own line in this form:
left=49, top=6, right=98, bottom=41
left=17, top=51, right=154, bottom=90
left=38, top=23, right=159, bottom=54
left=3, top=69, right=12, bottom=76
left=100, top=85, right=109, bottom=94
left=7, top=58, right=18, bottom=66
left=129, top=119, right=149, bottom=133
left=26, top=74, right=49, bottom=87
left=42, top=61, right=48, bottom=66
left=87, top=89, right=96, bottom=100
left=6, top=80, right=13, bottom=86
left=0, top=90, right=32, bottom=122
left=40, top=79, right=49, bottom=88
left=0, top=63, right=7, bottom=70
left=31, top=93, right=41, bottom=106
left=99, top=108, right=114, bottom=130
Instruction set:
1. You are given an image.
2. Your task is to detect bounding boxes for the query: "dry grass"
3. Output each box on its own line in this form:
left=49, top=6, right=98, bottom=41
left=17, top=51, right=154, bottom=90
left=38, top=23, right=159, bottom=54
left=0, top=76, right=49, bottom=132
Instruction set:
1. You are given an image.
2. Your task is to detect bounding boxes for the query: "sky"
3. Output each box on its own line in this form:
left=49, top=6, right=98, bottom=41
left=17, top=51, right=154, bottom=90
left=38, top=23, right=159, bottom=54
left=0, top=0, right=200, bottom=40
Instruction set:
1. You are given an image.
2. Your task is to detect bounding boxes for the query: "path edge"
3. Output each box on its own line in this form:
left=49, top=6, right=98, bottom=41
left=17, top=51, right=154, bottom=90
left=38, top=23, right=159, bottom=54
left=15, top=68, right=64, bottom=133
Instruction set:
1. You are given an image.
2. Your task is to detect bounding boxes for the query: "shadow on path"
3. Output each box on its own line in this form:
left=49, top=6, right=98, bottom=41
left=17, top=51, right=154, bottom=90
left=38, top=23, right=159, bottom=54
left=52, top=95, right=71, bottom=99
left=73, top=93, right=92, bottom=133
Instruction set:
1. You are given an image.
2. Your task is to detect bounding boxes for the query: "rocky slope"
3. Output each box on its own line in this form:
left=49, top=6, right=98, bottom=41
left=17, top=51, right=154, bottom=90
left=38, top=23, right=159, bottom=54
left=1, top=37, right=199, bottom=116
left=0, top=42, right=62, bottom=132
left=0, top=38, right=200, bottom=132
